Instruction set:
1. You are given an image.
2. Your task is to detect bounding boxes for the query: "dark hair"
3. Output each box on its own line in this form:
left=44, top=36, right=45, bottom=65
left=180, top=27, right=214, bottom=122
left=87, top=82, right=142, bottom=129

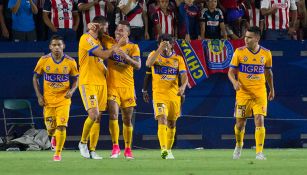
left=247, top=26, right=261, bottom=37
left=49, top=35, right=64, bottom=44
left=92, top=15, right=108, bottom=24
left=118, top=20, right=131, bottom=31
left=158, top=34, right=174, bottom=44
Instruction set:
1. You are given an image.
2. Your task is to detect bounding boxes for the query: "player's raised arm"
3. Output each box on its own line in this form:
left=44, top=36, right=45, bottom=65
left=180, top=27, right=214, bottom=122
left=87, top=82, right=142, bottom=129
left=146, top=41, right=168, bottom=67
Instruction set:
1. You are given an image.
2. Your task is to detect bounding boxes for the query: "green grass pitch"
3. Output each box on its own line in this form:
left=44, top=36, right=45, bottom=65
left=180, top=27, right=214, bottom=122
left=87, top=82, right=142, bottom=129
left=0, top=149, right=306, bottom=175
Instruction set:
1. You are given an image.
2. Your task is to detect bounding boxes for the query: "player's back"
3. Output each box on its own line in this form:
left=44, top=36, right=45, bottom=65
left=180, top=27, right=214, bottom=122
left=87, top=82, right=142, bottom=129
left=78, top=33, right=107, bottom=86
left=230, top=46, right=272, bottom=98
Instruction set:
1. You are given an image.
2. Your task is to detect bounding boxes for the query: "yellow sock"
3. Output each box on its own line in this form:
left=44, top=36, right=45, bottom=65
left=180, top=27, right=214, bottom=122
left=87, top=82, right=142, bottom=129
left=158, top=124, right=167, bottom=150
left=89, top=122, right=100, bottom=151
left=123, top=124, right=133, bottom=148
left=166, top=127, right=176, bottom=150
left=80, top=117, right=95, bottom=143
left=55, top=128, right=66, bottom=156
left=255, top=127, right=266, bottom=154
left=109, top=120, right=119, bottom=145
left=234, top=125, right=245, bottom=147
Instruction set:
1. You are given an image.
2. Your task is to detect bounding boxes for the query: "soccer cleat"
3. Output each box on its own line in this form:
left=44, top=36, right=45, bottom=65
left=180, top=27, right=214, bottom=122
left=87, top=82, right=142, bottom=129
left=166, top=150, right=175, bottom=159
left=110, top=144, right=121, bottom=158
left=90, top=151, right=103, bottom=160
left=256, top=152, right=267, bottom=160
left=51, top=137, right=56, bottom=151
left=233, top=146, right=242, bottom=159
left=78, top=142, right=90, bottom=158
left=124, top=148, right=134, bottom=159
left=161, top=149, right=168, bottom=159
left=53, top=155, right=61, bottom=161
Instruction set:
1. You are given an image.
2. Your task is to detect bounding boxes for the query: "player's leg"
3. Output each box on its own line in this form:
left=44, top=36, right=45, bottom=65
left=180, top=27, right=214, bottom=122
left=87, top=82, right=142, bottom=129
left=253, top=97, right=267, bottom=160
left=88, top=85, right=108, bottom=159
left=233, top=98, right=251, bottom=159
left=79, top=85, right=100, bottom=158
left=108, top=99, right=121, bottom=158
left=53, top=105, right=70, bottom=161
left=43, top=107, right=56, bottom=151
left=121, top=106, right=134, bottom=159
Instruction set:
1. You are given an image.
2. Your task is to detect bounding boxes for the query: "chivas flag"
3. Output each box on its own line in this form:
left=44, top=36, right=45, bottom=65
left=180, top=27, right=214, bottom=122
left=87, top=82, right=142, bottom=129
left=174, top=40, right=209, bottom=88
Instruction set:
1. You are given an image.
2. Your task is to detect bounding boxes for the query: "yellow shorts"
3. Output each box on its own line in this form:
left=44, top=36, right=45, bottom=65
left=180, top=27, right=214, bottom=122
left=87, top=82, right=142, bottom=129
left=234, top=97, right=267, bottom=118
left=79, top=84, right=107, bottom=112
left=44, top=105, right=70, bottom=130
left=153, top=99, right=181, bottom=120
left=107, top=87, right=136, bottom=108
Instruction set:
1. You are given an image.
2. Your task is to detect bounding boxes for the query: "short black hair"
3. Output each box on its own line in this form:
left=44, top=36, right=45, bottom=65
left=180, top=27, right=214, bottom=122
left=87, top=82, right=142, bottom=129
left=49, top=35, right=64, bottom=44
left=92, top=15, right=108, bottom=24
left=118, top=20, right=131, bottom=31
left=247, top=26, right=261, bottom=37
left=158, top=34, right=174, bottom=44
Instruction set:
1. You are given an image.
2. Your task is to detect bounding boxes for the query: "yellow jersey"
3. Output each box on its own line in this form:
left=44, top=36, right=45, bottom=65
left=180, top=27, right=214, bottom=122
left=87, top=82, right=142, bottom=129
left=230, top=46, right=272, bottom=98
left=78, top=33, right=107, bottom=85
left=149, top=51, right=187, bottom=99
left=34, top=54, right=79, bottom=107
left=107, top=42, right=140, bottom=88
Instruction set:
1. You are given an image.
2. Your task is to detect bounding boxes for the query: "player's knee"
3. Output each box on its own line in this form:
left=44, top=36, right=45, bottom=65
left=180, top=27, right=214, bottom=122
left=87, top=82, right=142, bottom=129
left=56, top=126, right=66, bottom=131
left=88, top=108, right=100, bottom=119
left=167, top=120, right=176, bottom=128
left=109, top=113, right=118, bottom=120
left=47, top=129, right=55, bottom=136
left=123, top=117, right=132, bottom=126
left=157, top=115, right=167, bottom=124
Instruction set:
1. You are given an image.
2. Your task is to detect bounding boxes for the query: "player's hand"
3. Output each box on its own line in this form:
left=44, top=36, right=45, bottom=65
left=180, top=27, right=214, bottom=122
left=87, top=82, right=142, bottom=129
left=1, top=27, right=9, bottom=38
left=158, top=41, right=168, bottom=52
left=37, top=95, right=45, bottom=106
left=268, top=90, right=275, bottom=101
left=271, top=6, right=278, bottom=14
left=177, top=86, right=185, bottom=96
left=65, top=89, right=74, bottom=99
left=142, top=91, right=150, bottom=103
left=118, top=35, right=128, bottom=47
left=93, top=0, right=99, bottom=4
left=233, top=81, right=241, bottom=91
left=185, top=34, right=191, bottom=43
left=144, top=32, right=150, bottom=40
left=288, top=27, right=296, bottom=36
left=87, top=23, right=101, bottom=32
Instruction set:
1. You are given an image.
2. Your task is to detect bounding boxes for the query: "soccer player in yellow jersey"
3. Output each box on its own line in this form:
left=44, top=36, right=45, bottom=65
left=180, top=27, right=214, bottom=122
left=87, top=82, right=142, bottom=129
left=33, top=35, right=79, bottom=161
left=146, top=34, right=188, bottom=159
left=228, top=26, right=275, bottom=160
left=104, top=20, right=141, bottom=159
left=78, top=16, right=126, bottom=159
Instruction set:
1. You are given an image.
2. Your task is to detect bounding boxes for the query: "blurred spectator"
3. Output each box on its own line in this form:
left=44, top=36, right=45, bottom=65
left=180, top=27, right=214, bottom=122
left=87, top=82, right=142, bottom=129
left=219, top=0, right=245, bottom=22
left=200, top=0, right=226, bottom=39
left=243, top=0, right=264, bottom=35
left=178, top=0, right=201, bottom=42
left=295, top=0, right=307, bottom=40
left=43, top=0, right=80, bottom=41
left=78, top=0, right=114, bottom=33
left=8, top=0, right=38, bottom=42
left=116, top=0, right=150, bottom=40
left=152, top=0, right=176, bottom=40
left=0, top=0, right=9, bottom=40
left=261, top=0, right=297, bottom=40
left=35, top=0, right=48, bottom=41
left=225, top=3, right=247, bottom=39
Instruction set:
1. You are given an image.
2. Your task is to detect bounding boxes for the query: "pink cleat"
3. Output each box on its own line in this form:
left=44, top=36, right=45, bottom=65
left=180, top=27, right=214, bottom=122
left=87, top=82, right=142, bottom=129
left=124, top=148, right=134, bottom=159
left=51, top=137, right=56, bottom=151
left=53, top=155, right=61, bottom=161
left=110, top=144, right=121, bottom=158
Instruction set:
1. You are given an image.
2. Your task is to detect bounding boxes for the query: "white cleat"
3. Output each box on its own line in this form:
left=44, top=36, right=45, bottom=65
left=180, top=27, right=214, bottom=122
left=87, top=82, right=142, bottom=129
left=233, top=146, right=242, bottom=159
left=166, top=150, right=175, bottom=159
left=78, top=142, right=90, bottom=159
left=256, top=152, right=266, bottom=160
left=90, top=151, right=103, bottom=160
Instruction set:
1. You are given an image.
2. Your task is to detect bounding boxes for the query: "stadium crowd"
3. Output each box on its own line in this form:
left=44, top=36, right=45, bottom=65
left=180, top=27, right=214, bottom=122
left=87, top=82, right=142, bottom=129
left=0, top=0, right=306, bottom=42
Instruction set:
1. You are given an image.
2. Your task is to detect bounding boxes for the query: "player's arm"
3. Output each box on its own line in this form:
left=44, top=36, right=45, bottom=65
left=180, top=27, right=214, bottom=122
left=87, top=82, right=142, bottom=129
left=33, top=73, right=45, bottom=106
left=178, top=72, right=188, bottom=96
left=91, top=46, right=116, bottom=60
left=265, top=68, right=275, bottom=101
left=228, top=67, right=241, bottom=91
left=78, top=0, right=98, bottom=11
left=142, top=67, right=152, bottom=103
left=146, top=41, right=168, bottom=67
left=260, top=0, right=278, bottom=16
left=114, top=47, right=141, bottom=70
